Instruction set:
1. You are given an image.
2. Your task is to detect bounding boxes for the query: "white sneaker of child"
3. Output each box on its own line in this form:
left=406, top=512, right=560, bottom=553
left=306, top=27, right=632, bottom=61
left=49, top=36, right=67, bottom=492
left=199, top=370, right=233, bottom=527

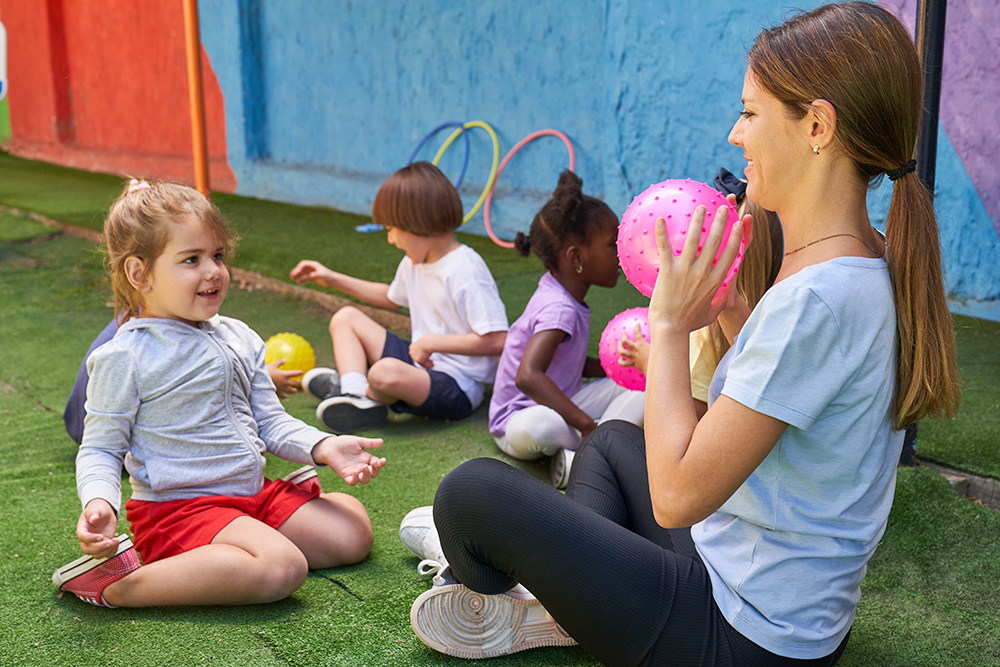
left=550, top=448, right=575, bottom=490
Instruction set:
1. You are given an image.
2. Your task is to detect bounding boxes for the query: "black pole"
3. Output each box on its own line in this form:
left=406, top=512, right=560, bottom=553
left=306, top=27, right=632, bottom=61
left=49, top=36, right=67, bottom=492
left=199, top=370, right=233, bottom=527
left=900, top=0, right=947, bottom=467
left=915, top=0, right=947, bottom=195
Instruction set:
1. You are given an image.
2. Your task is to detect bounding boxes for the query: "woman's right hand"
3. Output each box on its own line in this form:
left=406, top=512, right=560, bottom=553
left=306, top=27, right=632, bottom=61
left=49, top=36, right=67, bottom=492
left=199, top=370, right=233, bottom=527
left=647, top=204, right=748, bottom=335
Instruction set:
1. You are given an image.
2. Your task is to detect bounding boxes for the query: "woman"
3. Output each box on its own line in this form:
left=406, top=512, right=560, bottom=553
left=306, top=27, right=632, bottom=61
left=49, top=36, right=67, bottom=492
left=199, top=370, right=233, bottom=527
left=407, top=3, right=960, bottom=664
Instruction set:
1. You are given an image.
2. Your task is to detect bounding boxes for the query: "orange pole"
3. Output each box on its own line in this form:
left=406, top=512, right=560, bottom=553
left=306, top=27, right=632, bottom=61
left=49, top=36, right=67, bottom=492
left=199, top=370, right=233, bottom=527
left=182, top=0, right=210, bottom=196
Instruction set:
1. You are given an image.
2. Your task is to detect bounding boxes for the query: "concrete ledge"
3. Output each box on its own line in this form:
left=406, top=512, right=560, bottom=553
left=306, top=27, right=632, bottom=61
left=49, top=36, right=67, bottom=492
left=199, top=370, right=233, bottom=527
left=921, top=460, right=1000, bottom=511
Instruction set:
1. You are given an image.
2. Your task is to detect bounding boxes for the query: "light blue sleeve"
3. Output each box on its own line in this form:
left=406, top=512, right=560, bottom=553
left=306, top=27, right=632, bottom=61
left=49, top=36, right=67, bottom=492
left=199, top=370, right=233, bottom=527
left=77, top=341, right=136, bottom=514
left=721, top=285, right=848, bottom=431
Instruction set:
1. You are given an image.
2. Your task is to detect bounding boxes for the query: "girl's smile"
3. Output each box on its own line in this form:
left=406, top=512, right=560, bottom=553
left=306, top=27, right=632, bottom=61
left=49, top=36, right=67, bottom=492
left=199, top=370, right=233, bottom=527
left=136, top=216, right=230, bottom=326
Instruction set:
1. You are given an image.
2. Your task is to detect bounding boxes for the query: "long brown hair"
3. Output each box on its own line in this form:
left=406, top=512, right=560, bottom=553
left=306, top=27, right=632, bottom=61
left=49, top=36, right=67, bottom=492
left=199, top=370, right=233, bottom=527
left=706, top=194, right=783, bottom=360
left=748, top=1, right=960, bottom=427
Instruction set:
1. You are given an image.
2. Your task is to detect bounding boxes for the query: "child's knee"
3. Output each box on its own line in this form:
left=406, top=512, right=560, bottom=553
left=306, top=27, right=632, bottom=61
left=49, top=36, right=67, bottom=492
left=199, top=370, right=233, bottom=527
left=367, top=359, right=405, bottom=393
left=329, top=305, right=363, bottom=334
left=313, top=494, right=374, bottom=566
left=503, top=410, right=575, bottom=458
left=338, top=498, right=375, bottom=563
left=257, top=546, right=309, bottom=602
left=340, top=520, right=375, bottom=565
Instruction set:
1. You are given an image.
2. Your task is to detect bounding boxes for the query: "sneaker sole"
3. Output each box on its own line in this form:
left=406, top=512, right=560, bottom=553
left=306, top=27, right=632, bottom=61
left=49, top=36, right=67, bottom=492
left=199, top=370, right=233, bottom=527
left=282, top=464, right=319, bottom=486
left=52, top=534, right=134, bottom=588
left=550, top=451, right=570, bottom=489
left=411, top=584, right=576, bottom=659
left=317, top=398, right=388, bottom=435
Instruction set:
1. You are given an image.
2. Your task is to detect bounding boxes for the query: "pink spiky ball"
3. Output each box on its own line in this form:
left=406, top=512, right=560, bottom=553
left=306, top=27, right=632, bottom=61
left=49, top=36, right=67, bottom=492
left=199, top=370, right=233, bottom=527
left=598, top=307, right=650, bottom=391
left=617, top=178, right=744, bottom=298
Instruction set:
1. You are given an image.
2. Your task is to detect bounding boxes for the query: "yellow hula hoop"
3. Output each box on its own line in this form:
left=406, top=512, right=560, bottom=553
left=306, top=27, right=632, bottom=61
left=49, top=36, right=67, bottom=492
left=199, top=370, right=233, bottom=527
left=432, top=120, right=499, bottom=224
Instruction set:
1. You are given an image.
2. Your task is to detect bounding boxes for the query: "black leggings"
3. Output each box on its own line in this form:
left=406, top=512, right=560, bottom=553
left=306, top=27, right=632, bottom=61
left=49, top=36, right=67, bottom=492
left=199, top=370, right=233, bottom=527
left=432, top=421, right=849, bottom=667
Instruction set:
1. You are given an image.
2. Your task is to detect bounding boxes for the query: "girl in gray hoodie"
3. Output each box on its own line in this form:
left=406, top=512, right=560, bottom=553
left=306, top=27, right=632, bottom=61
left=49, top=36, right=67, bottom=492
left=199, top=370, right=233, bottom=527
left=53, top=180, right=386, bottom=608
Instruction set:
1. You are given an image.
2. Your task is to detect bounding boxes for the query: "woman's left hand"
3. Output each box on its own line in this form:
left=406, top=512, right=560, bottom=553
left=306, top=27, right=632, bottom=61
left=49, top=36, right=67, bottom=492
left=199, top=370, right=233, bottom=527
left=647, top=204, right=750, bottom=335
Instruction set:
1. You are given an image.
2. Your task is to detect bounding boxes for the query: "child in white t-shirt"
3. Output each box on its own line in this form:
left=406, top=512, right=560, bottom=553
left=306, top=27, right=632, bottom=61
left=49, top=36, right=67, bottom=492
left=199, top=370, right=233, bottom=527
left=290, top=162, right=508, bottom=434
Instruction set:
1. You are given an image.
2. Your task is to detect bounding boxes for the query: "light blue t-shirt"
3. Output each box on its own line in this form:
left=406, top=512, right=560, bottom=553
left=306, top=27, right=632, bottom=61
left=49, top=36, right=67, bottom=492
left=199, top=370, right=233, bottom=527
left=692, top=257, right=904, bottom=659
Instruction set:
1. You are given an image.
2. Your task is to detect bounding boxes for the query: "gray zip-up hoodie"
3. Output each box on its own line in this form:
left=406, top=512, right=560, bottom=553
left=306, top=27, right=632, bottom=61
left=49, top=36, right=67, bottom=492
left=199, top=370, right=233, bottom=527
left=77, top=316, right=328, bottom=514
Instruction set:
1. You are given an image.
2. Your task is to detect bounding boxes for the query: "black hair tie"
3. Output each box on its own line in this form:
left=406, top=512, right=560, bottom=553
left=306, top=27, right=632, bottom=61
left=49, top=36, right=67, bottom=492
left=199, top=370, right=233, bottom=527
left=713, top=167, right=747, bottom=199
left=887, top=159, right=917, bottom=181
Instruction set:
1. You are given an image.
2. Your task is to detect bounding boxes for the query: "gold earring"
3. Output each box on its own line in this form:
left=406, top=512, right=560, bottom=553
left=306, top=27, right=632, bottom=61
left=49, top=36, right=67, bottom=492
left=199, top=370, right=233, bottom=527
left=576, top=264, right=583, bottom=274
left=813, top=145, right=820, bottom=155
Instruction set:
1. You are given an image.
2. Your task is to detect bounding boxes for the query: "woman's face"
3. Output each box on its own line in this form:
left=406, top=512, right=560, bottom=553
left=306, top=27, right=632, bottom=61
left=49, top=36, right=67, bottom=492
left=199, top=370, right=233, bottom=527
left=728, top=73, right=808, bottom=214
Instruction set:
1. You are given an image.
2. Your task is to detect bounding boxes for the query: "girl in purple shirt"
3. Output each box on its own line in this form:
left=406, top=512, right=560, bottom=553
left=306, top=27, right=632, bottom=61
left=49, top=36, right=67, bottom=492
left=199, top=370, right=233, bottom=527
left=487, top=171, right=643, bottom=488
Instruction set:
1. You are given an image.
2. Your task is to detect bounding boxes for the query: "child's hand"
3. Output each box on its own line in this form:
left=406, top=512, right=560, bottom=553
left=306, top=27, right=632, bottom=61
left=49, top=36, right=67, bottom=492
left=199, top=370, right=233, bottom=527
left=618, top=323, right=650, bottom=374
left=290, top=260, right=334, bottom=288
left=579, top=418, right=598, bottom=440
left=268, top=358, right=302, bottom=399
left=312, top=436, right=386, bottom=486
left=409, top=336, right=436, bottom=368
left=76, top=499, right=120, bottom=559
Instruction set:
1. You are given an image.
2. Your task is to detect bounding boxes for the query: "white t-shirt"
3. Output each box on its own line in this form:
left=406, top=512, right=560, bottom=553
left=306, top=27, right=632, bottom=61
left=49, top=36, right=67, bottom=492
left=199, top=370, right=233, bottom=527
left=693, top=256, right=903, bottom=659
left=387, top=243, right=508, bottom=408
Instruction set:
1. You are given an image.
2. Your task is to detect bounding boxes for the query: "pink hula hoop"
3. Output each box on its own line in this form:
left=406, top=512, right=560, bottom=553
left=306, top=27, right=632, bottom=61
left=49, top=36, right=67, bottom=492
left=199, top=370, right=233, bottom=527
left=483, top=129, right=576, bottom=249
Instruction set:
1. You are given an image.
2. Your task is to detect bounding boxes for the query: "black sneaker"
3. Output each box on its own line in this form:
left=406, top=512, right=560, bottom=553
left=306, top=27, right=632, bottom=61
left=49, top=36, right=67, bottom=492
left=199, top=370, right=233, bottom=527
left=316, top=394, right=388, bottom=434
left=302, top=367, right=341, bottom=401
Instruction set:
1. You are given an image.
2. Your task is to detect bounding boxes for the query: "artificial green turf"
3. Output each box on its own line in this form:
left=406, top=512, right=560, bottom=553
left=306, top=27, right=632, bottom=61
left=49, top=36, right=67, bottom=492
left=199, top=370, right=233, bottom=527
left=919, top=316, right=1000, bottom=478
left=2, top=154, right=999, bottom=665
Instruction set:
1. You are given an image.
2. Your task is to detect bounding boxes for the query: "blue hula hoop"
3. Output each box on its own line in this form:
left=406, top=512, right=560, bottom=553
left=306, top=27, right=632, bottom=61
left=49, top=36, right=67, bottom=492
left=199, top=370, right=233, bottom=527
left=407, top=122, right=471, bottom=189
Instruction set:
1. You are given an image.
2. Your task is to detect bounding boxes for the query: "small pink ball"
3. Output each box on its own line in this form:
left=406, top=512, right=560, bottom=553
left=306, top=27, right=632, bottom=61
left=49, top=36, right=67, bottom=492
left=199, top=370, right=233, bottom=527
left=599, top=307, right=650, bottom=391
left=617, top=178, right=745, bottom=298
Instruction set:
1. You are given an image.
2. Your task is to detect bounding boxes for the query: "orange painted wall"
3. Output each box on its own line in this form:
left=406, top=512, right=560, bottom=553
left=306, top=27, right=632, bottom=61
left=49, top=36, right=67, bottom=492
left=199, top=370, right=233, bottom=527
left=0, top=0, right=235, bottom=191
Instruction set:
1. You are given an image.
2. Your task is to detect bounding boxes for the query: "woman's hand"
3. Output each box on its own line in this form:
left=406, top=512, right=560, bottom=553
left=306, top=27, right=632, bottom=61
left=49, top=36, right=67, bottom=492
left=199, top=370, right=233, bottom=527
left=647, top=204, right=748, bottom=335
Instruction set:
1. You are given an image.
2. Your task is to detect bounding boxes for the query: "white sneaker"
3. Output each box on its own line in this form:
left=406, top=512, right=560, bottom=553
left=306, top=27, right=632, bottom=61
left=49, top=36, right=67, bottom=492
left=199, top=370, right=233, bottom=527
left=316, top=394, right=387, bottom=434
left=302, top=367, right=341, bottom=401
left=411, top=581, right=576, bottom=659
left=550, top=448, right=575, bottom=490
left=399, top=506, right=448, bottom=577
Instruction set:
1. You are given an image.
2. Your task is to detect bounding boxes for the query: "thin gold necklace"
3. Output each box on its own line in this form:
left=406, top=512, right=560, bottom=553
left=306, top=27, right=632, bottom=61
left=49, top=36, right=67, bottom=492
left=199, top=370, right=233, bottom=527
left=784, top=232, right=881, bottom=257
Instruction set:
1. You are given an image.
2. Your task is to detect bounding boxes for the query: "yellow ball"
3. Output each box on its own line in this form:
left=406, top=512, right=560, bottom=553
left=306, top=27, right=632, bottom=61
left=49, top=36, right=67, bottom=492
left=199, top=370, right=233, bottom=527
left=264, top=332, right=316, bottom=377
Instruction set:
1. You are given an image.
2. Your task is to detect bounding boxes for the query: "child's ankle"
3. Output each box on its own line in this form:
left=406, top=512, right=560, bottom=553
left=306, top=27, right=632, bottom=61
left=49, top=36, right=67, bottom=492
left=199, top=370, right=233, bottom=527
left=340, top=372, right=369, bottom=397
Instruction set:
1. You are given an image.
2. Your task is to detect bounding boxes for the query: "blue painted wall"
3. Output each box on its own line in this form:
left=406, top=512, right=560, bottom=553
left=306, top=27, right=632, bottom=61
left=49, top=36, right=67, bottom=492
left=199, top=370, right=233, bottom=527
left=198, top=0, right=1000, bottom=302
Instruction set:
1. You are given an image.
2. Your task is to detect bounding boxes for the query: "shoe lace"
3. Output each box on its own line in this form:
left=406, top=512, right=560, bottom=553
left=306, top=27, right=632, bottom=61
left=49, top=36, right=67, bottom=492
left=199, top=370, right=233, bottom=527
left=417, top=558, right=444, bottom=577
left=417, top=558, right=451, bottom=586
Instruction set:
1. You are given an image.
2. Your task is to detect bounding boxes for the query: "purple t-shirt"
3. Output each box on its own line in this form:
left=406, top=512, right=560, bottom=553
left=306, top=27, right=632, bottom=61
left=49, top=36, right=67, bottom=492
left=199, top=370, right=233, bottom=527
left=488, top=272, right=591, bottom=436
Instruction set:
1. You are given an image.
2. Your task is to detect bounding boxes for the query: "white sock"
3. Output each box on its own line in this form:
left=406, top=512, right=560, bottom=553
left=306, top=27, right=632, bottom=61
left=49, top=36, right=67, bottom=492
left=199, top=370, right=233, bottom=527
left=340, top=372, right=369, bottom=397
